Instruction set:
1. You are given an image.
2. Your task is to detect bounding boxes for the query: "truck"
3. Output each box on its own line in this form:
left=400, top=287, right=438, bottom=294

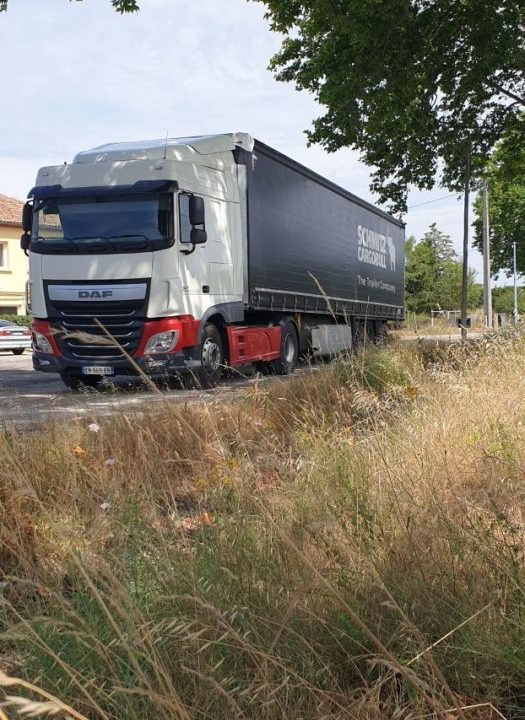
left=20, top=133, right=404, bottom=389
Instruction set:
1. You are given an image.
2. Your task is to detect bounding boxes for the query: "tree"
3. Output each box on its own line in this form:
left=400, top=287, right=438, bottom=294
left=424, top=223, right=455, bottom=265
left=473, top=115, right=525, bottom=277
left=0, top=0, right=140, bottom=11
left=436, top=262, right=482, bottom=312
left=405, top=226, right=481, bottom=313
left=492, top=286, right=525, bottom=315
left=257, top=0, right=523, bottom=336
left=405, top=235, right=436, bottom=313
left=257, top=0, right=524, bottom=212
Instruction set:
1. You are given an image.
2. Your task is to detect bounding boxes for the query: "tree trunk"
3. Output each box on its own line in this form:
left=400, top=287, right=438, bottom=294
left=461, top=153, right=470, bottom=340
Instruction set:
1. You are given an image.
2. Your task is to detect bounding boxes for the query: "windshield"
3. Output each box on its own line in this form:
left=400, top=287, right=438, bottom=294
left=31, top=193, right=173, bottom=254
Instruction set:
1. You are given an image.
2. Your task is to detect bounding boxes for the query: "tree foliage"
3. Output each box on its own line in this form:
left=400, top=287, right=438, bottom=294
left=492, top=286, right=525, bottom=315
left=473, top=115, right=525, bottom=277
left=0, top=0, right=140, bottom=12
left=405, top=225, right=481, bottom=313
left=109, top=0, right=139, bottom=11
left=256, top=0, right=525, bottom=211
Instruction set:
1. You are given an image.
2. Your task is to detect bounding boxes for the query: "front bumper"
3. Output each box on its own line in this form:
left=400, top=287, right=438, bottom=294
left=32, top=349, right=201, bottom=377
left=31, top=315, right=202, bottom=378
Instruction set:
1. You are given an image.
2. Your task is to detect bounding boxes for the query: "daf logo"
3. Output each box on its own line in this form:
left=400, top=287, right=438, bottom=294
left=78, top=290, right=113, bottom=299
left=48, top=284, right=147, bottom=302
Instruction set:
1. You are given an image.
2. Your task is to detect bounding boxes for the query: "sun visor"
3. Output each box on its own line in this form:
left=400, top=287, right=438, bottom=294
left=28, top=180, right=178, bottom=200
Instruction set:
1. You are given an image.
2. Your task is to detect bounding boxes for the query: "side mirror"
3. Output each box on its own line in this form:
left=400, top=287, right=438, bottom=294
left=190, top=228, right=207, bottom=245
left=189, top=195, right=205, bottom=227
left=22, top=202, right=33, bottom=233
left=20, top=233, right=30, bottom=256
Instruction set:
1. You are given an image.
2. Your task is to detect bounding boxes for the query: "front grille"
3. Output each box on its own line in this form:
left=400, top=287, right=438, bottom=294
left=45, top=287, right=148, bottom=361
left=53, top=307, right=144, bottom=359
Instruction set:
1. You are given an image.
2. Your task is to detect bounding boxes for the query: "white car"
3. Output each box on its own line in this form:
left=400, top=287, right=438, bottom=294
left=0, top=320, right=32, bottom=355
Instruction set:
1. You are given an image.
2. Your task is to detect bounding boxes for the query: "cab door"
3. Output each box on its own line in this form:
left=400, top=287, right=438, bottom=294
left=207, top=197, right=233, bottom=296
left=178, top=192, right=209, bottom=295
left=178, top=193, right=233, bottom=297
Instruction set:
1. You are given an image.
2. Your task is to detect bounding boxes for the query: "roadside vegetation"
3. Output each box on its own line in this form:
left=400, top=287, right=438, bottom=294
left=0, top=316, right=30, bottom=327
left=0, top=329, right=524, bottom=719
left=405, top=225, right=482, bottom=315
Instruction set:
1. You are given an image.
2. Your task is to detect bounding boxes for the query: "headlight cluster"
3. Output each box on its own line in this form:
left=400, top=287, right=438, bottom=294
left=144, top=330, right=179, bottom=355
left=33, top=331, right=52, bottom=354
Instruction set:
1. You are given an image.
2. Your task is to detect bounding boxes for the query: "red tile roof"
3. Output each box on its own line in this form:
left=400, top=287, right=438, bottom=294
left=0, top=193, right=24, bottom=227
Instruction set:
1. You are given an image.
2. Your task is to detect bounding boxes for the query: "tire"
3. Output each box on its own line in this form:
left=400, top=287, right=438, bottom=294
left=352, top=319, right=365, bottom=350
left=254, top=360, right=271, bottom=376
left=60, top=373, right=103, bottom=391
left=12, top=348, right=25, bottom=355
left=267, top=320, right=299, bottom=376
left=373, top=320, right=388, bottom=344
left=195, top=323, right=224, bottom=388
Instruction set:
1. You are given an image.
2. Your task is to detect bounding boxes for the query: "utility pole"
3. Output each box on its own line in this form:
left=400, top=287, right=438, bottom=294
left=460, top=152, right=470, bottom=340
left=482, top=178, right=493, bottom=329
left=513, top=240, right=519, bottom=324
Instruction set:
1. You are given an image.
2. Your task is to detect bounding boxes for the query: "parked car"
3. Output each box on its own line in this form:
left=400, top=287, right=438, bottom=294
left=0, top=320, right=32, bottom=354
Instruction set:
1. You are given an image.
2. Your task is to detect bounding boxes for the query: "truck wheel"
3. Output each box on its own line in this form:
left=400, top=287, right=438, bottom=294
left=270, top=320, right=299, bottom=375
left=196, top=323, right=224, bottom=388
left=254, top=360, right=271, bottom=376
left=12, top=348, right=25, bottom=355
left=60, top=373, right=103, bottom=391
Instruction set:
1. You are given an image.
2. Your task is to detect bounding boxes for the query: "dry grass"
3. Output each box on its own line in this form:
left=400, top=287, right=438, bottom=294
left=394, top=310, right=491, bottom=338
left=0, top=331, right=523, bottom=719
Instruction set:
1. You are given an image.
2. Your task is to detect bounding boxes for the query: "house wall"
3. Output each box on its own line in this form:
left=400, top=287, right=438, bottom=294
left=0, top=225, right=28, bottom=315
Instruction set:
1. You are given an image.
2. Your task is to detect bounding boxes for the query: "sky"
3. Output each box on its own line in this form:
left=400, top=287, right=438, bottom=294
left=0, top=0, right=485, bottom=277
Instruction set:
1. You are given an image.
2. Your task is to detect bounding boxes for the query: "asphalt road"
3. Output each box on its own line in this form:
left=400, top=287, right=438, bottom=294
left=0, top=351, right=284, bottom=427
left=0, top=333, right=484, bottom=427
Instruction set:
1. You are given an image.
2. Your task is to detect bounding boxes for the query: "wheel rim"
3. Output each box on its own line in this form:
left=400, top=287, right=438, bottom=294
left=284, top=333, right=296, bottom=364
left=202, top=339, right=222, bottom=373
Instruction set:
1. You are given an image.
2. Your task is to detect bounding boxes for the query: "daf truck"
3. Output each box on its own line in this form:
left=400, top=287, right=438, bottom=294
left=20, top=133, right=404, bottom=389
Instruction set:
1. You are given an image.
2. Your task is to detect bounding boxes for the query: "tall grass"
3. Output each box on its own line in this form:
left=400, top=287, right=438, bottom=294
left=0, top=332, right=523, bottom=719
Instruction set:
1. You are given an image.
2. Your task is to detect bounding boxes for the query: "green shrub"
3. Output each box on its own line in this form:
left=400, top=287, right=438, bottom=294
left=0, top=314, right=31, bottom=326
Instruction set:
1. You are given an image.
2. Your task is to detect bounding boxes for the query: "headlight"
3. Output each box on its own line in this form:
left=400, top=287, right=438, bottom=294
left=33, top=331, right=52, bottom=354
left=144, top=330, right=179, bottom=355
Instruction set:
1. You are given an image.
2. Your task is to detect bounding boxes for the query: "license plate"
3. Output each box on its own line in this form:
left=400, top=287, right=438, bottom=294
left=82, top=366, right=115, bottom=376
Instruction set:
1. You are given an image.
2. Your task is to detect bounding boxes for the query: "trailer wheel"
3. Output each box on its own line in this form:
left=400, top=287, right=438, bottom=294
left=60, top=373, right=103, bottom=391
left=196, top=323, right=224, bottom=388
left=270, top=320, right=299, bottom=375
left=352, top=319, right=365, bottom=350
left=373, top=320, right=388, bottom=344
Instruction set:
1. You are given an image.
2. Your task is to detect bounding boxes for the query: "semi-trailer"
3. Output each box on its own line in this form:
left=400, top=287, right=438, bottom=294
left=21, top=133, right=405, bottom=389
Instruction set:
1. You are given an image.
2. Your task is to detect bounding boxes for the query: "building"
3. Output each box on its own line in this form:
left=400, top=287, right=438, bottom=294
left=0, top=193, right=28, bottom=315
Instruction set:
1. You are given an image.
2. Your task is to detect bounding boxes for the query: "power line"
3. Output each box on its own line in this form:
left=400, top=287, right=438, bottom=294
left=407, top=193, right=461, bottom=210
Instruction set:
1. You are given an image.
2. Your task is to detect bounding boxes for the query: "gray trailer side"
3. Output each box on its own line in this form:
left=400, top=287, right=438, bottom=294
left=236, top=140, right=404, bottom=321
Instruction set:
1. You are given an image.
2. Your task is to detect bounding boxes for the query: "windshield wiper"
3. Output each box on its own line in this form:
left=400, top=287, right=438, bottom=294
left=75, top=235, right=155, bottom=250
left=73, top=236, right=120, bottom=253
left=104, top=234, right=152, bottom=241
left=101, top=234, right=158, bottom=250
left=32, top=234, right=164, bottom=253
left=104, top=234, right=156, bottom=248
left=39, top=236, right=137, bottom=252
left=33, top=235, right=80, bottom=252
